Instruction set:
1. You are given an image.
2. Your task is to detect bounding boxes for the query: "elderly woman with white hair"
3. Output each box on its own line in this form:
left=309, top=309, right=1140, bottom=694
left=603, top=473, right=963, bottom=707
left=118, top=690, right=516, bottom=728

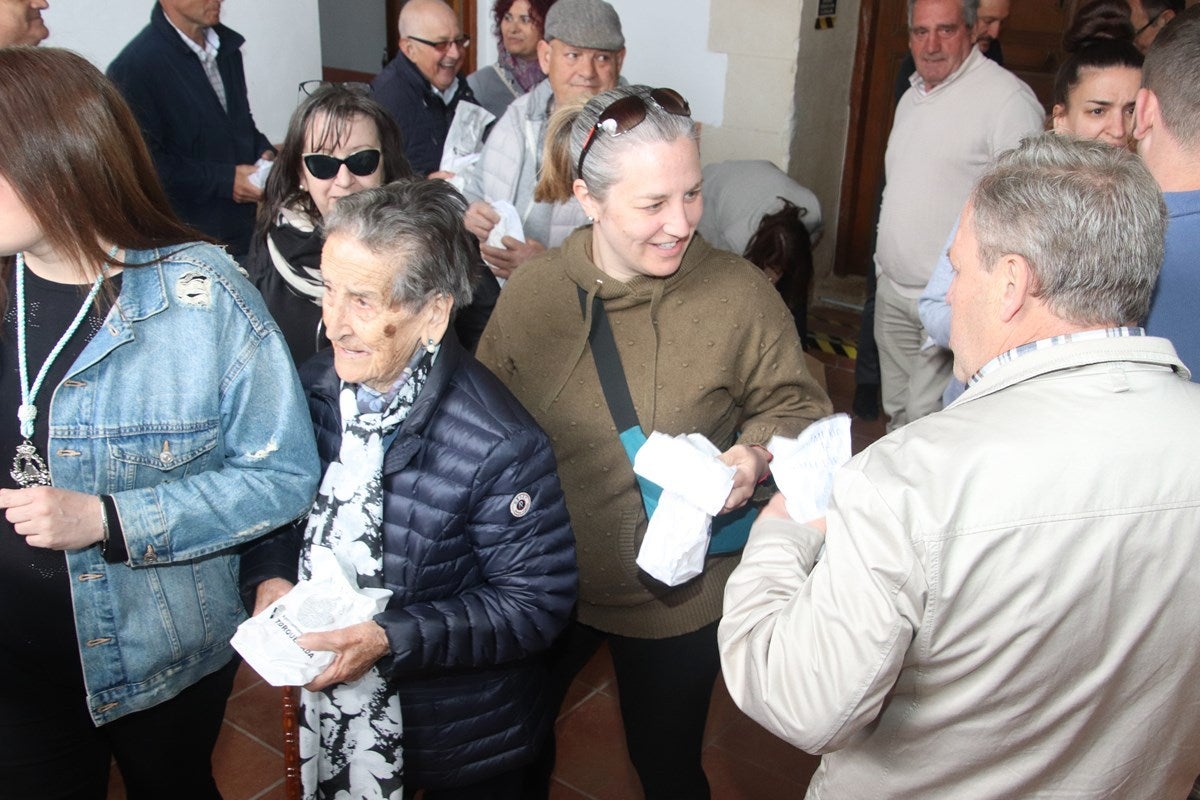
left=241, top=179, right=577, bottom=800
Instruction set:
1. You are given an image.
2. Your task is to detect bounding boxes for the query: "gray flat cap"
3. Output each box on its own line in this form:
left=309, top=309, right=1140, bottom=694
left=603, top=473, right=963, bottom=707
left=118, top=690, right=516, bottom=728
left=543, top=0, right=625, bottom=51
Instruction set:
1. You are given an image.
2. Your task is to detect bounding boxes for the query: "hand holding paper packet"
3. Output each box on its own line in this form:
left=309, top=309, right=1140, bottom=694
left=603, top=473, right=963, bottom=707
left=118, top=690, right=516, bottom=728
left=632, top=415, right=852, bottom=587
left=231, top=546, right=392, bottom=687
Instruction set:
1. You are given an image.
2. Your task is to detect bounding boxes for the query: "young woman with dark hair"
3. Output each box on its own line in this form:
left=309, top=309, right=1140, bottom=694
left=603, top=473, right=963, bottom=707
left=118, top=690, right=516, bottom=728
left=0, top=47, right=318, bottom=799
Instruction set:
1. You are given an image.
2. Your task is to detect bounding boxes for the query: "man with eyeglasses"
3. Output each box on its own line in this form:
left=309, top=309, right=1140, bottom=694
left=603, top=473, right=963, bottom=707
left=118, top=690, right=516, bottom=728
left=108, top=0, right=275, bottom=258
left=872, top=0, right=1041, bottom=432
left=462, top=0, right=625, bottom=281
left=1128, top=0, right=1185, bottom=52
left=372, top=0, right=480, bottom=176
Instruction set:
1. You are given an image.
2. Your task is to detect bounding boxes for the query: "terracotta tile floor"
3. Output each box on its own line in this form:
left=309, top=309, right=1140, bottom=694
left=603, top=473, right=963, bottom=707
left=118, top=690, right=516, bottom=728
left=108, top=304, right=882, bottom=800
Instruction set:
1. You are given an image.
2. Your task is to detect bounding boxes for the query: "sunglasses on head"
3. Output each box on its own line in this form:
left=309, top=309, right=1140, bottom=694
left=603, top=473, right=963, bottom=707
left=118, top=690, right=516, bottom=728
left=576, top=88, right=691, bottom=178
left=302, top=150, right=382, bottom=180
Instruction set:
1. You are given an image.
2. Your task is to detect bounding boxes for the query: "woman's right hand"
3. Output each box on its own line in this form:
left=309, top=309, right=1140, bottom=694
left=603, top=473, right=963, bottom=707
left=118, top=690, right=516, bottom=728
left=253, top=577, right=295, bottom=615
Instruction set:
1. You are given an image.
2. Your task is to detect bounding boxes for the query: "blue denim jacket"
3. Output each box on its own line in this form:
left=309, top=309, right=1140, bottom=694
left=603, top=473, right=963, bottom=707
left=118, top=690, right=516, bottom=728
left=46, top=243, right=319, bottom=725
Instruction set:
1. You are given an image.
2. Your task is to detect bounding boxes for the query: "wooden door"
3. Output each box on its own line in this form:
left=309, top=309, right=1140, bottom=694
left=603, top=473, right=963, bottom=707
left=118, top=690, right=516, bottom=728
left=834, top=0, right=1069, bottom=278
left=385, top=0, right=478, bottom=73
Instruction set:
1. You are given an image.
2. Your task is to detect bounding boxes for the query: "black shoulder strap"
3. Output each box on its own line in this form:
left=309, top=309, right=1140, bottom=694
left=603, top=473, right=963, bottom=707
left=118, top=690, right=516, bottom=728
left=578, top=285, right=640, bottom=433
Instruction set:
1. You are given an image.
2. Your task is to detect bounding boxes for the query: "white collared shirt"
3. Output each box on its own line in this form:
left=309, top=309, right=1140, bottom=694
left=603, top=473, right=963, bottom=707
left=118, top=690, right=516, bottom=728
left=166, top=19, right=227, bottom=112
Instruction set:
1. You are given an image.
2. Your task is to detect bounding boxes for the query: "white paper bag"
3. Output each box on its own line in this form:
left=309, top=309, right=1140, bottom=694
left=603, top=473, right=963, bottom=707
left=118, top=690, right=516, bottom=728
left=231, top=546, right=392, bottom=687
left=767, top=413, right=852, bottom=523
left=633, top=432, right=736, bottom=586
left=439, top=102, right=496, bottom=174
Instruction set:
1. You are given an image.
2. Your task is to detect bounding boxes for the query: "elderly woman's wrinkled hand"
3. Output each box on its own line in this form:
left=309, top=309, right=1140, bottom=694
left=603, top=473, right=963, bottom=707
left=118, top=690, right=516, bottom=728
left=481, top=236, right=546, bottom=280
left=718, top=444, right=771, bottom=514
left=297, top=620, right=391, bottom=691
left=0, top=486, right=105, bottom=551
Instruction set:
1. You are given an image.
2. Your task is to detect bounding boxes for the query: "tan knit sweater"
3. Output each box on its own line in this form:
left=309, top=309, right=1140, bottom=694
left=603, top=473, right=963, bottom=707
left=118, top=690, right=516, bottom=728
left=477, top=228, right=832, bottom=638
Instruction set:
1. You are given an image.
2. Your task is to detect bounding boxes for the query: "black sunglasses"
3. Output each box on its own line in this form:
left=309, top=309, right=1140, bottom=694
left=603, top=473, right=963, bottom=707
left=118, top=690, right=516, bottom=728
left=407, top=35, right=470, bottom=53
left=576, top=88, right=691, bottom=178
left=302, top=150, right=382, bottom=180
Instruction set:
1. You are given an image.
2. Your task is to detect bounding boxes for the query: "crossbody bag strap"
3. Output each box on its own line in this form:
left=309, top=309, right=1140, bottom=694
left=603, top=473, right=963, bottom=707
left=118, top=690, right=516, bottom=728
left=576, top=286, right=756, bottom=555
left=578, top=286, right=663, bottom=519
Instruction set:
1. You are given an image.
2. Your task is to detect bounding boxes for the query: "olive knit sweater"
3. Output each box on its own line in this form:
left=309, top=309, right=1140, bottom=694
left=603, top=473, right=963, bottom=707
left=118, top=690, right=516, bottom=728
left=477, top=228, right=831, bottom=638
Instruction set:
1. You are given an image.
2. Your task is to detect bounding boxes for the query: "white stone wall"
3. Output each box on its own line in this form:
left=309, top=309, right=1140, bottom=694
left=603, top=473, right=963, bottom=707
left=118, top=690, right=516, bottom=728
left=790, top=0, right=863, bottom=287
left=703, top=0, right=804, bottom=166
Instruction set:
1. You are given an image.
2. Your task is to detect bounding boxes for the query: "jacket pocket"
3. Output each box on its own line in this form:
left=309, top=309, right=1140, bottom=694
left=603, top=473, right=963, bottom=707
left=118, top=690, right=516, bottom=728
left=108, top=422, right=220, bottom=491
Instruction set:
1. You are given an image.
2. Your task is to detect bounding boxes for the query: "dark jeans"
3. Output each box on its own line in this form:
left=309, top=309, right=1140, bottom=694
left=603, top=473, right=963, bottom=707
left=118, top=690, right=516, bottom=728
left=856, top=267, right=881, bottom=387
left=530, top=620, right=722, bottom=800
left=0, top=657, right=239, bottom=800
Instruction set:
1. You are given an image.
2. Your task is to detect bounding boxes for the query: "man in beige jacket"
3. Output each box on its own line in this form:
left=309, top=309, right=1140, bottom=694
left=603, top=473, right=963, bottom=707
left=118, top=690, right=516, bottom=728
left=719, top=134, right=1200, bottom=799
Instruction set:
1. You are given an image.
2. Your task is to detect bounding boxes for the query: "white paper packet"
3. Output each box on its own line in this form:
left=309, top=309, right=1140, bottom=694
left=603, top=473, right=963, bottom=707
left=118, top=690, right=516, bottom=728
left=231, top=546, right=392, bottom=687
left=484, top=200, right=526, bottom=249
left=633, top=432, right=736, bottom=586
left=767, top=413, right=852, bottom=523
left=439, top=102, right=496, bottom=174
left=248, top=157, right=273, bottom=189
left=481, top=200, right=526, bottom=285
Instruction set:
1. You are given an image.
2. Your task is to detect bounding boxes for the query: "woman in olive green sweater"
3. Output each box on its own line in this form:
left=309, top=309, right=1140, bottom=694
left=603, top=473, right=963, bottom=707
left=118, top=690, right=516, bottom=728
left=476, top=85, right=830, bottom=799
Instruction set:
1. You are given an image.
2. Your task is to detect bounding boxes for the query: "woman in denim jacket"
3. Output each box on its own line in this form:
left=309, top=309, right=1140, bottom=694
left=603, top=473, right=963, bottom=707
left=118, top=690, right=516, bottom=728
left=0, top=48, right=319, bottom=798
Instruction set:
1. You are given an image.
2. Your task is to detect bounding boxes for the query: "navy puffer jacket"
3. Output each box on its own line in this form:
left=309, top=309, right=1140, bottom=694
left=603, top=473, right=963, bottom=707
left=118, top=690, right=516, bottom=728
left=241, top=333, right=577, bottom=788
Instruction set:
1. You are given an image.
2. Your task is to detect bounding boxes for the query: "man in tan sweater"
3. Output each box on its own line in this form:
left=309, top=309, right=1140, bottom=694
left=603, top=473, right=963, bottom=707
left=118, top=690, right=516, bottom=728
left=874, top=0, right=1042, bottom=431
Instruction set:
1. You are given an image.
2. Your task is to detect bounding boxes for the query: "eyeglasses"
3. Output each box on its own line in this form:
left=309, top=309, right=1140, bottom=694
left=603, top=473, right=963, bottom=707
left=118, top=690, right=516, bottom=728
left=302, top=150, right=382, bottom=180
left=1134, top=11, right=1164, bottom=38
left=406, top=35, right=470, bottom=53
left=298, top=80, right=371, bottom=96
left=576, top=88, right=692, bottom=178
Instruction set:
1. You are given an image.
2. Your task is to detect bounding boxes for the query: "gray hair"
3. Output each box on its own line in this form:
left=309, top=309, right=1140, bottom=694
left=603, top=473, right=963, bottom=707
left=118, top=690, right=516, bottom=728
left=324, top=179, right=477, bottom=311
left=970, top=133, right=1165, bottom=326
left=1142, top=6, right=1200, bottom=148
left=570, top=85, right=698, bottom=201
left=908, top=0, right=978, bottom=29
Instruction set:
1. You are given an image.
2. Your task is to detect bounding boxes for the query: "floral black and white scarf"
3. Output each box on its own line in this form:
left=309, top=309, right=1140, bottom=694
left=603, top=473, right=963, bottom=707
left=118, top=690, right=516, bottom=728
left=297, top=347, right=433, bottom=800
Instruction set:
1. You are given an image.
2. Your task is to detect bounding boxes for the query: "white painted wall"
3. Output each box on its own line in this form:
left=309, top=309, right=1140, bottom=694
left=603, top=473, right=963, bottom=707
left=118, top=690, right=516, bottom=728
left=43, top=0, right=322, bottom=143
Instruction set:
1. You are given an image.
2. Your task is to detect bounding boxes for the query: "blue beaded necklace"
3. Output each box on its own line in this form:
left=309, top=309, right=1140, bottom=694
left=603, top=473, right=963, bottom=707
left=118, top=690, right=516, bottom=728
left=11, top=249, right=110, bottom=487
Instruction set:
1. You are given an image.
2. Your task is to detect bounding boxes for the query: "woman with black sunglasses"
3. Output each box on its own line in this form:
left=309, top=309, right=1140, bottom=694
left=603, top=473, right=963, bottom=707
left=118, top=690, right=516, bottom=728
left=477, top=85, right=831, bottom=799
left=244, top=84, right=412, bottom=366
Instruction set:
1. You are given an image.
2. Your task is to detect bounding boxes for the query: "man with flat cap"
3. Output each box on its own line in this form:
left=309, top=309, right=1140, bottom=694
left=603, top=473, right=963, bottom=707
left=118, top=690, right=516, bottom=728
left=462, top=0, right=625, bottom=279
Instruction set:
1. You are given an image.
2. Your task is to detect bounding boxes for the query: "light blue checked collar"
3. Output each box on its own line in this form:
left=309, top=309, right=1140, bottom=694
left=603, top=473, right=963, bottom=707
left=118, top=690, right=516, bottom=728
left=968, top=327, right=1146, bottom=387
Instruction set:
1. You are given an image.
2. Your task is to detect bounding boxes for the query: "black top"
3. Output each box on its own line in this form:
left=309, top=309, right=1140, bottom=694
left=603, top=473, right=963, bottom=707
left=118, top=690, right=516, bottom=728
left=0, top=268, right=120, bottom=697
left=244, top=222, right=328, bottom=367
